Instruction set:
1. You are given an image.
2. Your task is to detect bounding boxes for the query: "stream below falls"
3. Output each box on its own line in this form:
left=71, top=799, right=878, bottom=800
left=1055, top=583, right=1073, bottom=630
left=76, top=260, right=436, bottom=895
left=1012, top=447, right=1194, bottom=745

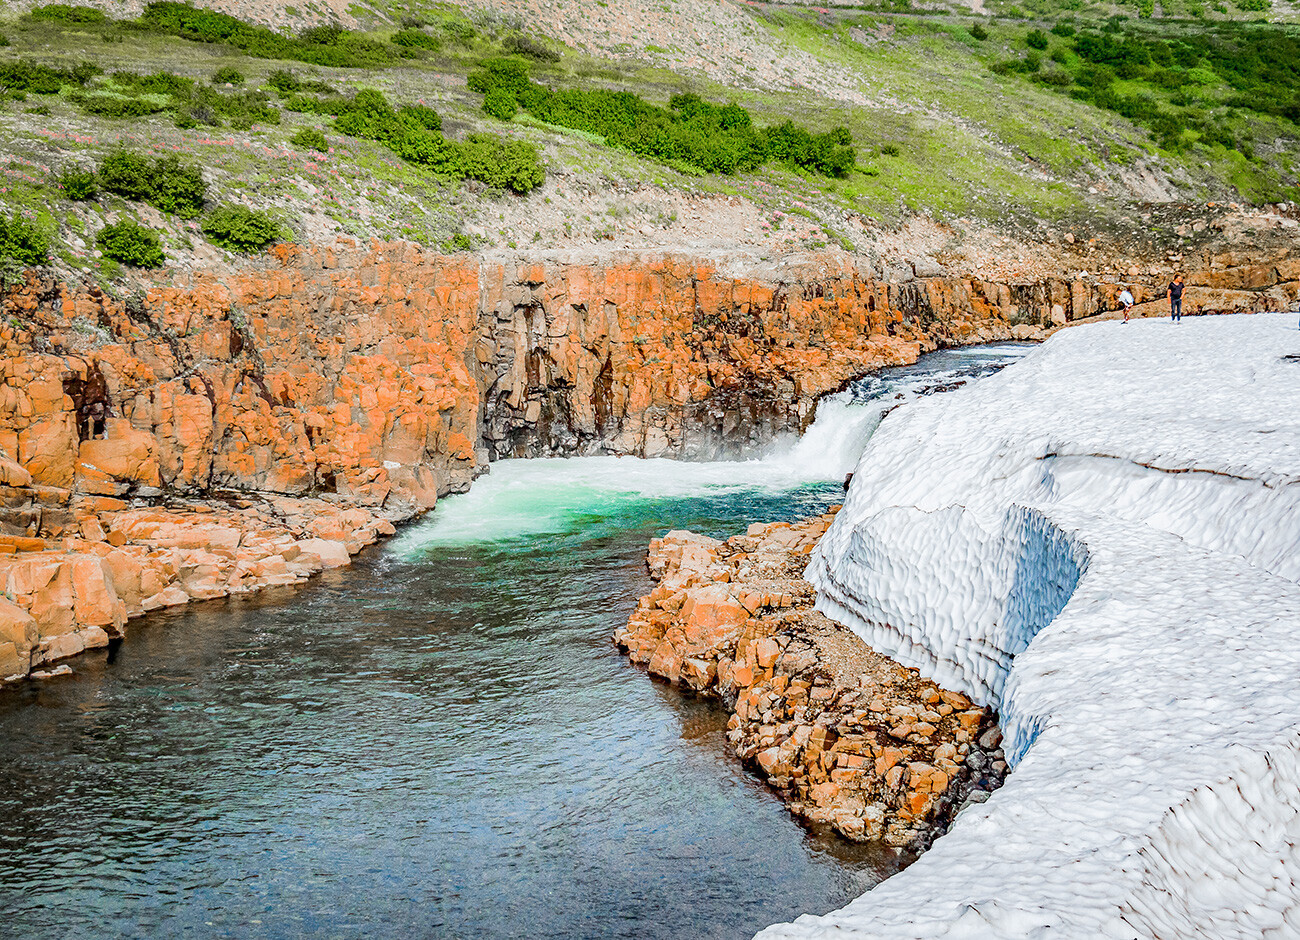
left=0, top=344, right=1030, bottom=940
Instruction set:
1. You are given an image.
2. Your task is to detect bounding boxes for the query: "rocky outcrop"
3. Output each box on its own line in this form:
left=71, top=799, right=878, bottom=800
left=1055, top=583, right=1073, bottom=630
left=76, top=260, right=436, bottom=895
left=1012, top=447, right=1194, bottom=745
left=0, top=495, right=393, bottom=679
left=0, top=240, right=1294, bottom=678
left=614, top=519, right=1008, bottom=848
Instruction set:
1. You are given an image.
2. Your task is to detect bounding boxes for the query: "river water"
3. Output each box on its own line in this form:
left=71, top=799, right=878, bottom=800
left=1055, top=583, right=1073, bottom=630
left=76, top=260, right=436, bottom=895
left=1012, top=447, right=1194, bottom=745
left=0, top=344, right=1029, bottom=940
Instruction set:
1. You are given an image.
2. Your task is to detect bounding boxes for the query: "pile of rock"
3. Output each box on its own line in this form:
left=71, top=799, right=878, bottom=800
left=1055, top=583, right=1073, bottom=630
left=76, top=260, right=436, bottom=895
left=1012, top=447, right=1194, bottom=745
left=615, top=514, right=1007, bottom=847
left=0, top=492, right=393, bottom=681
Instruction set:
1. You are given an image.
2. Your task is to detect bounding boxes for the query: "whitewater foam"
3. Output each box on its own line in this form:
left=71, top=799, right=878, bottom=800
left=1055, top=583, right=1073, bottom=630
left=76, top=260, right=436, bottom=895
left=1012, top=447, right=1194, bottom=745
left=392, top=345, right=1030, bottom=552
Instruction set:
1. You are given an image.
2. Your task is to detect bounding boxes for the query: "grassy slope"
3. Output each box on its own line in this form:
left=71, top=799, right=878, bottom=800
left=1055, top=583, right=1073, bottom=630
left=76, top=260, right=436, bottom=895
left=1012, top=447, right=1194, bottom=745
left=0, top=1, right=1295, bottom=290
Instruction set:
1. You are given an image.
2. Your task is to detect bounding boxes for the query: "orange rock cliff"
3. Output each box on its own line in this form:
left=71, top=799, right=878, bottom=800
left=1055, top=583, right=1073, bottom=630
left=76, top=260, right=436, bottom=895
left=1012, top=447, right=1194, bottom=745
left=0, top=239, right=1294, bottom=679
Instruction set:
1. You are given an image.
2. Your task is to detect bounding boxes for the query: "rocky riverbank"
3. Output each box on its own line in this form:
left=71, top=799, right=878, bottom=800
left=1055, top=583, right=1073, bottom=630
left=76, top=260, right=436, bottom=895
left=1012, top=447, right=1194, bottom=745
left=614, top=513, right=1008, bottom=848
left=0, top=485, right=393, bottom=679
left=2, top=237, right=1295, bottom=681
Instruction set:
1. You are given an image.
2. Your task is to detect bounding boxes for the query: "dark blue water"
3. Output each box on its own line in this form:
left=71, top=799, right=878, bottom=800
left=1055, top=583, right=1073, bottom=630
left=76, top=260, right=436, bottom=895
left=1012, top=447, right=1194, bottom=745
left=0, top=343, right=1032, bottom=940
left=0, top=481, right=904, bottom=940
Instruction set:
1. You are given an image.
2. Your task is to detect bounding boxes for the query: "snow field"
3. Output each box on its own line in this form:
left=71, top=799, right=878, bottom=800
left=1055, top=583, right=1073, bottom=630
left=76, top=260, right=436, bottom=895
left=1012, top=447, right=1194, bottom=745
left=761, top=314, right=1300, bottom=939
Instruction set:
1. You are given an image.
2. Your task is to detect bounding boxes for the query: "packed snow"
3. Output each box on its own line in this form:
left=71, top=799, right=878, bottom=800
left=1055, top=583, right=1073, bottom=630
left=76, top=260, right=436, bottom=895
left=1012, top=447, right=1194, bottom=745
left=761, top=314, right=1300, bottom=939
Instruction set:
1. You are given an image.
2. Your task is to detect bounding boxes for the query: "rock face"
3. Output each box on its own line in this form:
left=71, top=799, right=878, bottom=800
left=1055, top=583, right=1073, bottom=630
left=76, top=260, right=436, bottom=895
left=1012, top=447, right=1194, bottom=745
left=0, top=241, right=1293, bottom=678
left=614, top=518, right=1008, bottom=848
left=0, top=496, right=393, bottom=680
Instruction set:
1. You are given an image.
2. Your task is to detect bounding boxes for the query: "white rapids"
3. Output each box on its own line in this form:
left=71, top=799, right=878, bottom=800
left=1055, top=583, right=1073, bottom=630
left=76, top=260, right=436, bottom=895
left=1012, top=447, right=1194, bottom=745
left=760, top=314, right=1300, bottom=939
left=393, top=345, right=1030, bottom=550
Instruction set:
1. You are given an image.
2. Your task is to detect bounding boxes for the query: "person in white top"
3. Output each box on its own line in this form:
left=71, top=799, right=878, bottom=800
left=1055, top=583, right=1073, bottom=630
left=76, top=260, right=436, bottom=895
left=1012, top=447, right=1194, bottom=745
left=1118, top=287, right=1134, bottom=322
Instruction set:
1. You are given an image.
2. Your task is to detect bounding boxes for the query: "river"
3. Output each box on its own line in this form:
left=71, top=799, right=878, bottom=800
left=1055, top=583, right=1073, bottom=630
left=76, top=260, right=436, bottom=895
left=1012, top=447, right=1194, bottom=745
left=0, top=343, right=1029, bottom=940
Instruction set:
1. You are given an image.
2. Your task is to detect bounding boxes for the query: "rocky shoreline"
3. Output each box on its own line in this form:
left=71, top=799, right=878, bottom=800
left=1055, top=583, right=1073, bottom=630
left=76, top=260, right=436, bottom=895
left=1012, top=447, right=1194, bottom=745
left=0, top=482, right=395, bottom=680
left=614, top=512, right=1007, bottom=849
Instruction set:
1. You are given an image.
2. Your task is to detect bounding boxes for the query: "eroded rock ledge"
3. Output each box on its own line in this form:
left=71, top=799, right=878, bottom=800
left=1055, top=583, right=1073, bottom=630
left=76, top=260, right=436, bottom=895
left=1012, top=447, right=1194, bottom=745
left=614, top=517, right=1007, bottom=849
left=0, top=492, right=392, bottom=679
left=0, top=242, right=1294, bottom=680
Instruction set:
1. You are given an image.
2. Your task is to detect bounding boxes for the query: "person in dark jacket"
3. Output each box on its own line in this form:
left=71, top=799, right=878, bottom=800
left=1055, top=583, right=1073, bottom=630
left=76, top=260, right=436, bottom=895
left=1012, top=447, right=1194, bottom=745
left=1167, top=274, right=1185, bottom=322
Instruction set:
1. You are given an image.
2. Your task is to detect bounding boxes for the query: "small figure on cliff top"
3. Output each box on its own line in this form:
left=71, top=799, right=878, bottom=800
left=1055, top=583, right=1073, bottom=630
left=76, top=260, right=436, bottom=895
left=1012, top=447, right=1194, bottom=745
left=1168, top=273, right=1185, bottom=322
left=1118, top=287, right=1134, bottom=323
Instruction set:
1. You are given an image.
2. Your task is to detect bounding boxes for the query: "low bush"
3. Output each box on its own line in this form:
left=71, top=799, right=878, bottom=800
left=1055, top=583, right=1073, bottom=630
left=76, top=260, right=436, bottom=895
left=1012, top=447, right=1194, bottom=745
left=467, top=61, right=854, bottom=177
left=210, top=65, right=245, bottom=85
left=140, top=2, right=393, bottom=68
left=68, top=92, right=167, bottom=117
left=0, top=59, right=98, bottom=95
left=29, top=4, right=107, bottom=24
left=96, top=219, right=164, bottom=267
left=268, top=69, right=337, bottom=97
left=284, top=93, right=351, bottom=115
left=392, top=28, right=440, bottom=50
left=1026, top=29, right=1050, bottom=50
left=332, top=88, right=544, bottom=193
left=969, top=24, right=989, bottom=41
left=503, top=34, right=560, bottom=62
left=98, top=151, right=207, bottom=217
left=399, top=103, right=442, bottom=131
left=482, top=87, right=517, bottom=121
left=56, top=167, right=99, bottom=200
left=290, top=126, right=329, bottom=151
left=97, top=151, right=153, bottom=202
left=201, top=206, right=281, bottom=252
left=0, top=213, right=50, bottom=267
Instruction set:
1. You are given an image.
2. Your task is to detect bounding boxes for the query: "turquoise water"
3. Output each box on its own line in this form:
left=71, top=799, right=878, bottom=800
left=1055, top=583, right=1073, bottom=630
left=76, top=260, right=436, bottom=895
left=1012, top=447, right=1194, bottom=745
left=0, top=344, right=1031, bottom=940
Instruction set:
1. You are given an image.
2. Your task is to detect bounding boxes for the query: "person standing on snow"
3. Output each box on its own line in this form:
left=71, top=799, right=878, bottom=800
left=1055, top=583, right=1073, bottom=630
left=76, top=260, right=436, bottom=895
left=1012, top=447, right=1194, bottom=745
left=1118, top=287, right=1134, bottom=322
left=1167, top=274, right=1185, bottom=322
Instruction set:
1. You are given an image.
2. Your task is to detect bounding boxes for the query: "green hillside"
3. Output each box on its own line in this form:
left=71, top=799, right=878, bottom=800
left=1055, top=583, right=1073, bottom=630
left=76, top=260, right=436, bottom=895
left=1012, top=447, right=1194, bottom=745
left=0, top=1, right=1295, bottom=284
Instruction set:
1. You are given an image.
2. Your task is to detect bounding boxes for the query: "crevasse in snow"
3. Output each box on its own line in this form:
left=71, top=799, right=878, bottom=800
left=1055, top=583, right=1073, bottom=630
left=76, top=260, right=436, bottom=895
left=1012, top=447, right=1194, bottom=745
left=760, top=313, right=1300, bottom=939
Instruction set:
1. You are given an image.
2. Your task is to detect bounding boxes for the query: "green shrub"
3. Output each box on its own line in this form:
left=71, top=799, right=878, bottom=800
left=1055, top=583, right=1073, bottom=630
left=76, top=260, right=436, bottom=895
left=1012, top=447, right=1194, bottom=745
left=29, top=4, right=107, bottom=24
left=969, top=24, right=989, bottom=41
left=284, top=93, right=351, bottom=114
left=98, top=151, right=154, bottom=202
left=482, top=87, right=518, bottom=120
left=69, top=92, right=167, bottom=118
left=1026, top=29, right=1050, bottom=49
left=467, top=57, right=531, bottom=96
left=112, top=70, right=193, bottom=95
left=0, top=59, right=98, bottom=94
left=140, top=2, right=393, bottom=68
left=210, top=65, right=245, bottom=84
left=399, top=103, right=442, bottom=131
left=0, top=213, right=50, bottom=267
left=149, top=156, right=207, bottom=217
left=880, top=143, right=901, bottom=156
left=267, top=69, right=301, bottom=94
left=504, top=34, right=560, bottom=62
left=290, top=126, right=329, bottom=151
left=331, top=88, right=545, bottom=193
left=1033, top=69, right=1073, bottom=86
left=98, top=151, right=207, bottom=217
left=201, top=206, right=281, bottom=252
left=1051, top=23, right=1076, bottom=36
left=96, top=219, right=164, bottom=267
left=0, top=34, right=9, bottom=48
left=392, top=28, right=440, bottom=50
left=457, top=135, right=544, bottom=193
left=56, top=167, right=99, bottom=200
left=441, top=233, right=472, bottom=252
left=467, top=62, right=853, bottom=178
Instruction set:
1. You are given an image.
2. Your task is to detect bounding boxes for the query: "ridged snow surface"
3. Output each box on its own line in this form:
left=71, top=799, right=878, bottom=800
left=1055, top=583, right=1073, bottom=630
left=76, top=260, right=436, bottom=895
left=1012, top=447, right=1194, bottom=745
left=762, top=314, right=1300, bottom=940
